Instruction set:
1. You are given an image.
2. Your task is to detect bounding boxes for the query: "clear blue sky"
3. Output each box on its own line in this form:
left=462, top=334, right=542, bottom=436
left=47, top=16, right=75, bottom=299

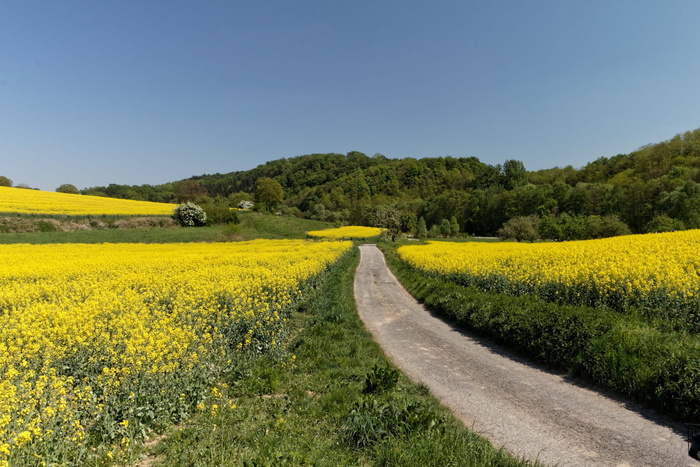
left=2, top=1, right=699, bottom=191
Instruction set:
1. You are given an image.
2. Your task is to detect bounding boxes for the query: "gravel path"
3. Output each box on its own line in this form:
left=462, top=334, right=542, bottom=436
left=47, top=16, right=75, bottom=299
left=354, top=244, right=694, bottom=467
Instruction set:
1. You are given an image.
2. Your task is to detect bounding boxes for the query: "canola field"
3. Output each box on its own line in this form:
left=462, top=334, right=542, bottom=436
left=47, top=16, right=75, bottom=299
left=398, top=231, right=700, bottom=325
left=307, top=226, right=382, bottom=239
left=0, top=186, right=175, bottom=216
left=0, top=239, right=350, bottom=465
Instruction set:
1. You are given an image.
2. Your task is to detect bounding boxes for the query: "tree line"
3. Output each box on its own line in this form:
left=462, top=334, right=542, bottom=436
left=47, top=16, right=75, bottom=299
left=4, top=128, right=699, bottom=240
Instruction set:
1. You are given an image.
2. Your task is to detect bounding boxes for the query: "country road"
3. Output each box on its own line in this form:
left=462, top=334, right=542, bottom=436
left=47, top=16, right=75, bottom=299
left=353, top=244, right=694, bottom=467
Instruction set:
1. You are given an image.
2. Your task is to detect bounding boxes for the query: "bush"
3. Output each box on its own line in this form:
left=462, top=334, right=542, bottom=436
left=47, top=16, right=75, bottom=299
left=498, top=215, right=540, bottom=242
left=56, top=184, right=80, bottom=194
left=585, top=214, right=631, bottom=239
left=645, top=215, right=685, bottom=233
left=173, top=202, right=207, bottom=227
left=200, top=203, right=240, bottom=225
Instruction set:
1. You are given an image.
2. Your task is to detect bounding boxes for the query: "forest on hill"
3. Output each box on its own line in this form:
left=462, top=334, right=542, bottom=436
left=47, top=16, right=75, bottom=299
left=75, top=127, right=700, bottom=239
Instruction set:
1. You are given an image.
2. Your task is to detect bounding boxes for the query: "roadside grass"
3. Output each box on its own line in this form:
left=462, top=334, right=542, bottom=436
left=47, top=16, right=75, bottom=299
left=147, top=247, right=539, bottom=467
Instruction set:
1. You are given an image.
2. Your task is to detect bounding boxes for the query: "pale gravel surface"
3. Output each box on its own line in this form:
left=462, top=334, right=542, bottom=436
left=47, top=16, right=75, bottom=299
left=354, top=244, right=694, bottom=467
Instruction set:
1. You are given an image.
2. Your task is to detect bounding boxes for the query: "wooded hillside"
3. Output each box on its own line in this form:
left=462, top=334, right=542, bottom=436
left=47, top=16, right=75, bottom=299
left=80, top=127, right=700, bottom=239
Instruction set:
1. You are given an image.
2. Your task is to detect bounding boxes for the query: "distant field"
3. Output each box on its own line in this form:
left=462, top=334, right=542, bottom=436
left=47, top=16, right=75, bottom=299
left=307, top=225, right=382, bottom=239
left=0, top=186, right=175, bottom=216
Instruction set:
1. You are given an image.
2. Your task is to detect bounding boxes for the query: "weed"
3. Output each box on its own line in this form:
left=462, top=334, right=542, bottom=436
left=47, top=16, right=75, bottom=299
left=363, top=364, right=399, bottom=394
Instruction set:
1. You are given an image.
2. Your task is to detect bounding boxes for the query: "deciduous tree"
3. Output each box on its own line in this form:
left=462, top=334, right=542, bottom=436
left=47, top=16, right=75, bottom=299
left=254, top=177, right=284, bottom=210
left=56, top=184, right=79, bottom=194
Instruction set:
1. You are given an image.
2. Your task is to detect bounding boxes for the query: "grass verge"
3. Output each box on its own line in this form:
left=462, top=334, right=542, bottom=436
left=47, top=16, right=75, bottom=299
left=147, top=247, right=539, bottom=466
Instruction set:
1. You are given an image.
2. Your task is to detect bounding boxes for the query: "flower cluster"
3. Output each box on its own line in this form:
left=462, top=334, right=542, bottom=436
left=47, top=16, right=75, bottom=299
left=0, top=186, right=175, bottom=216
left=0, top=239, right=351, bottom=465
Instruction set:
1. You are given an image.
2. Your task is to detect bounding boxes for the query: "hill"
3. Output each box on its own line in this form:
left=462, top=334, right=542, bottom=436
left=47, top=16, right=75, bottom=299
left=75, top=127, right=700, bottom=238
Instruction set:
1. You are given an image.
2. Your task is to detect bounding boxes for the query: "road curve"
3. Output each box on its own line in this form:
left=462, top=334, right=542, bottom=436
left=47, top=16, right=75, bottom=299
left=353, top=244, right=693, bottom=467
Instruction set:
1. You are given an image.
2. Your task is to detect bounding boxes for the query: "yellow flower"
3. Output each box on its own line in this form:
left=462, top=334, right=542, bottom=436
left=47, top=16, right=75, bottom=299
left=14, top=431, right=32, bottom=447
left=307, top=226, right=382, bottom=239
left=0, top=239, right=351, bottom=458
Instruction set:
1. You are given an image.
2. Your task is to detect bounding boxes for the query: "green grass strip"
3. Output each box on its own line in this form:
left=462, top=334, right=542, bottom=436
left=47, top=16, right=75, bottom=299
left=148, top=247, right=539, bottom=466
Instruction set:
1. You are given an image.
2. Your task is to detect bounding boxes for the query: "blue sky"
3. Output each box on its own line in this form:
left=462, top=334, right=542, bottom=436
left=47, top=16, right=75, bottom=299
left=1, top=1, right=699, bottom=191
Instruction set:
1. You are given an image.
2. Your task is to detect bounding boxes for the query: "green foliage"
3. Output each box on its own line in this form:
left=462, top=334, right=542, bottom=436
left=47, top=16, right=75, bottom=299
left=0, top=176, right=12, bottom=187
left=645, top=214, right=686, bottom=233
left=175, top=179, right=208, bottom=203
left=37, top=220, right=58, bottom=232
left=450, top=215, right=460, bottom=235
left=363, top=364, right=399, bottom=394
left=439, top=219, right=452, bottom=237
left=172, top=202, right=207, bottom=227
left=373, top=205, right=402, bottom=241
left=498, top=215, right=540, bottom=242
left=416, top=217, right=428, bottom=238
left=200, top=203, right=241, bottom=225
left=501, top=159, right=528, bottom=190
left=56, top=183, right=80, bottom=194
left=428, top=224, right=440, bottom=238
left=227, top=191, right=253, bottom=208
left=585, top=214, right=631, bottom=238
left=537, top=214, right=630, bottom=241
left=339, top=398, right=441, bottom=449
left=254, top=177, right=284, bottom=210
left=72, top=126, right=700, bottom=238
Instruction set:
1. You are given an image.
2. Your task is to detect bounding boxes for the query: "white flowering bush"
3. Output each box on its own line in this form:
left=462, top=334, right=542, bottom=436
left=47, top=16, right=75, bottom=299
left=173, top=202, right=207, bottom=227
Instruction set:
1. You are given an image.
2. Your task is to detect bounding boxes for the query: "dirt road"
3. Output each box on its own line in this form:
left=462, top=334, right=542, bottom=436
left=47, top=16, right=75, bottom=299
left=354, top=244, right=694, bottom=467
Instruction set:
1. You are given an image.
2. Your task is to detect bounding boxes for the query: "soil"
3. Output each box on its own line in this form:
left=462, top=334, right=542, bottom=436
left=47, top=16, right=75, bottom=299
left=354, top=244, right=695, bottom=467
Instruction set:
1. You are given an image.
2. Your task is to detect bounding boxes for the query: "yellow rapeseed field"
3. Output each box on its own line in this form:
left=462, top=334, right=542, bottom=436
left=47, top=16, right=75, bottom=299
left=0, top=239, right=350, bottom=465
left=307, top=226, right=382, bottom=239
left=0, top=186, right=175, bottom=216
left=397, top=231, right=700, bottom=316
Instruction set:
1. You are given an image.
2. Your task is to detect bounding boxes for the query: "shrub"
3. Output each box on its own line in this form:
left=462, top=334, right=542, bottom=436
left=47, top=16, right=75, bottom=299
left=498, top=215, right=540, bottom=242
left=56, top=184, right=80, bottom=194
left=201, top=203, right=240, bottom=225
left=645, top=215, right=685, bottom=233
left=37, top=220, right=58, bottom=232
left=586, top=214, right=630, bottom=238
left=172, top=202, right=207, bottom=227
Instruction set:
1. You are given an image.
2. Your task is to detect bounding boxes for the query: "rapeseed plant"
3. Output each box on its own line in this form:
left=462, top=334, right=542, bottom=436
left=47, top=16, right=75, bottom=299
left=0, top=239, right=351, bottom=464
left=398, top=231, right=700, bottom=323
left=307, top=226, right=382, bottom=239
left=0, top=186, right=175, bottom=216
